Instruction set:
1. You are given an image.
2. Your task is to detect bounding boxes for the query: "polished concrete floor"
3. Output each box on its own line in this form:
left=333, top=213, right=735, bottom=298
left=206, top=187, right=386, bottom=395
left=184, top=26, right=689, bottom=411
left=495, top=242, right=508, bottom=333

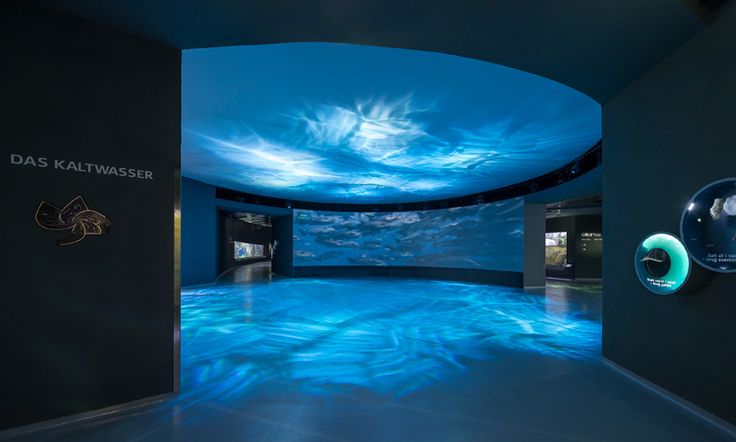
left=216, top=261, right=273, bottom=285
left=11, top=268, right=730, bottom=441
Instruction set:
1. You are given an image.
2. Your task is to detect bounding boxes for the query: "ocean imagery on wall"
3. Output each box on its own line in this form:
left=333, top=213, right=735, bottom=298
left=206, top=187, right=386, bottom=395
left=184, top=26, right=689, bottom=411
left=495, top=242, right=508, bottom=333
left=681, top=178, right=736, bottom=273
left=35, top=196, right=112, bottom=246
left=293, top=197, right=524, bottom=271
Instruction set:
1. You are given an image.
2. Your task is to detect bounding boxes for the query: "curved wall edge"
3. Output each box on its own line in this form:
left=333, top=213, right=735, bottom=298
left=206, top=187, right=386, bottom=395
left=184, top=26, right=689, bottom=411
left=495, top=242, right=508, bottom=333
left=291, top=266, right=523, bottom=288
left=215, top=142, right=602, bottom=213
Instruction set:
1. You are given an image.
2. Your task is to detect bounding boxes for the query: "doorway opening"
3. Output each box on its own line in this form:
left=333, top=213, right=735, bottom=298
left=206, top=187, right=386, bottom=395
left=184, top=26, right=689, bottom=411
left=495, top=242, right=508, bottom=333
left=545, top=194, right=602, bottom=282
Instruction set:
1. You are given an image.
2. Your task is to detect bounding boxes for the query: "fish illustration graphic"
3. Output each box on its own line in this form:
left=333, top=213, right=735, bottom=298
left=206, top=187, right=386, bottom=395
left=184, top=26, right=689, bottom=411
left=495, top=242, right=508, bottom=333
left=35, top=196, right=112, bottom=246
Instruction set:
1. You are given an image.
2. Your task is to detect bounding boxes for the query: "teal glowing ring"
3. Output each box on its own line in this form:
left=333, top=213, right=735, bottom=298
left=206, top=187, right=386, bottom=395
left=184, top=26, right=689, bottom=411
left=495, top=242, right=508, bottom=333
left=634, top=232, right=691, bottom=295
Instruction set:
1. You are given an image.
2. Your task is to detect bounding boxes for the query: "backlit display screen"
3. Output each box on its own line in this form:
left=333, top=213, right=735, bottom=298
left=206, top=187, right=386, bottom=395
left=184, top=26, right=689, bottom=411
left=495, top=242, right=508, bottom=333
left=234, top=242, right=265, bottom=259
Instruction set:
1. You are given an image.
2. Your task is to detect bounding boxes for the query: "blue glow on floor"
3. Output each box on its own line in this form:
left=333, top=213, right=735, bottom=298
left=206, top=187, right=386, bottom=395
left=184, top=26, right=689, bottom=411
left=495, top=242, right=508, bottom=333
left=182, top=43, right=601, bottom=203
left=180, top=278, right=600, bottom=401
left=23, top=280, right=726, bottom=441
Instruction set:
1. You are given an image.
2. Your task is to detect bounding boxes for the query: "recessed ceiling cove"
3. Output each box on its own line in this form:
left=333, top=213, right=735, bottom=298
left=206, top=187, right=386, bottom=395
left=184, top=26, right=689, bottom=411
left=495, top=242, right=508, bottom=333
left=182, top=43, right=601, bottom=204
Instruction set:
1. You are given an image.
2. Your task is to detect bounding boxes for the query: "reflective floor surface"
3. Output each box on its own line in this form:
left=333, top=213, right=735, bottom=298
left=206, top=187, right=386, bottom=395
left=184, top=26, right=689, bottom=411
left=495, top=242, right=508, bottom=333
left=12, top=277, right=730, bottom=441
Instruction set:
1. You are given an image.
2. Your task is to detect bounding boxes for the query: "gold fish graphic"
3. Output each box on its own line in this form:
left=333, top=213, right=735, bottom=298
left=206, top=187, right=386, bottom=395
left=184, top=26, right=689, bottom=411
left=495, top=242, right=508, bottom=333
left=35, top=196, right=112, bottom=246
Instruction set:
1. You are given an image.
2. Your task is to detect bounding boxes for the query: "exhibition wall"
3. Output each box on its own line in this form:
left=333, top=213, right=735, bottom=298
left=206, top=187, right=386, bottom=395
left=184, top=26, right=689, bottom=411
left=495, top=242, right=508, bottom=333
left=603, top=2, right=736, bottom=425
left=181, top=177, right=218, bottom=286
left=293, top=198, right=524, bottom=270
left=0, top=2, right=180, bottom=431
left=271, top=215, right=295, bottom=277
left=292, top=197, right=527, bottom=286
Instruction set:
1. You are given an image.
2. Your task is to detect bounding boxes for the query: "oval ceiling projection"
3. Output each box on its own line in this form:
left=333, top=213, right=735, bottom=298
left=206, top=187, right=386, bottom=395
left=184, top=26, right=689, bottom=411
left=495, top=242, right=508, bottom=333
left=182, top=43, right=601, bottom=204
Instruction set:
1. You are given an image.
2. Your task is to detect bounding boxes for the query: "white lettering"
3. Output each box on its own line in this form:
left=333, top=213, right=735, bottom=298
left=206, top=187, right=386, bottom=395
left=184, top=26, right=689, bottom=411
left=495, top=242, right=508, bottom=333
left=13, top=153, right=154, bottom=181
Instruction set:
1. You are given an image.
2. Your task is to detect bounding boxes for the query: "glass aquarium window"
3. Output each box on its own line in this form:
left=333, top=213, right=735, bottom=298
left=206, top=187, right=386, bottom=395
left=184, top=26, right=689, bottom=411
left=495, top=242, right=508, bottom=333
left=545, top=232, right=567, bottom=267
left=234, top=241, right=265, bottom=260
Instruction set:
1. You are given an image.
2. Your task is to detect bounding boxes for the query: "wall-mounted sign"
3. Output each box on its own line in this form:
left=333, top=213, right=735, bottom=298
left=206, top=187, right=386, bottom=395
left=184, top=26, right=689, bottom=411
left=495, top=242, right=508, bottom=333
left=35, top=196, right=112, bottom=246
left=9, top=153, right=154, bottom=181
left=680, top=178, right=736, bottom=273
left=634, top=232, right=690, bottom=295
left=578, top=232, right=602, bottom=258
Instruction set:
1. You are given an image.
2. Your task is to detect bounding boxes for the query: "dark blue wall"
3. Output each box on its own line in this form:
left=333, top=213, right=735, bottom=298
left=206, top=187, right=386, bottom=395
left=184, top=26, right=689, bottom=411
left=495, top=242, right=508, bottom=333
left=603, top=3, right=736, bottom=425
left=0, top=2, right=179, bottom=430
left=272, top=215, right=294, bottom=276
left=181, top=177, right=217, bottom=286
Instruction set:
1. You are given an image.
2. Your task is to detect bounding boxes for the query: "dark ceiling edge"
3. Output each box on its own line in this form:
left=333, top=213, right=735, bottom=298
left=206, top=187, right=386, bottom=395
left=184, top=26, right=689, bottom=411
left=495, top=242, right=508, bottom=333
left=214, top=141, right=602, bottom=213
left=37, top=0, right=181, bottom=50
left=680, top=0, right=734, bottom=23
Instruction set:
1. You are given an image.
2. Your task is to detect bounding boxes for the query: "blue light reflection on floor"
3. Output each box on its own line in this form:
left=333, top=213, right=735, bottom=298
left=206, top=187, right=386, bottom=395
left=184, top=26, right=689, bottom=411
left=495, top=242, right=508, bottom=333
left=180, top=278, right=601, bottom=402
left=21, top=279, right=729, bottom=441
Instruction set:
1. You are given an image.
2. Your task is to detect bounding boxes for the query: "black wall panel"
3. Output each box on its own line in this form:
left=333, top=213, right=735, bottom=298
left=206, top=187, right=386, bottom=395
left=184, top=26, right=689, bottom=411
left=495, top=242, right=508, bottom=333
left=0, top=2, right=180, bottom=430
left=603, top=3, right=736, bottom=425
left=271, top=216, right=294, bottom=277
left=293, top=266, right=523, bottom=287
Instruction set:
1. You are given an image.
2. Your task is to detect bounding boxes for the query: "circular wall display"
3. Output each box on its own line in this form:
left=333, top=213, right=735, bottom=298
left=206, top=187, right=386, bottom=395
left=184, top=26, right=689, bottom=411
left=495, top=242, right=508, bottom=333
left=680, top=178, right=736, bottom=273
left=634, top=232, right=691, bottom=295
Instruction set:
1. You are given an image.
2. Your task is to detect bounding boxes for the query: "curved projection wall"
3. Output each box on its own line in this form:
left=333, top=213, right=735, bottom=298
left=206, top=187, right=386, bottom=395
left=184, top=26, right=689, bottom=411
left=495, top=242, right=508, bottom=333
left=183, top=43, right=601, bottom=204
left=293, top=197, right=524, bottom=271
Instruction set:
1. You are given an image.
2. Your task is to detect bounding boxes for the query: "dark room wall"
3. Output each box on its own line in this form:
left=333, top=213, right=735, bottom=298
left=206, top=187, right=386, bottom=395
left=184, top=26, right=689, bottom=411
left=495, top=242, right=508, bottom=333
left=271, top=215, right=294, bottom=276
left=0, top=2, right=180, bottom=431
left=218, top=214, right=271, bottom=275
left=603, top=3, right=736, bottom=425
left=181, top=177, right=217, bottom=286
left=524, top=203, right=546, bottom=287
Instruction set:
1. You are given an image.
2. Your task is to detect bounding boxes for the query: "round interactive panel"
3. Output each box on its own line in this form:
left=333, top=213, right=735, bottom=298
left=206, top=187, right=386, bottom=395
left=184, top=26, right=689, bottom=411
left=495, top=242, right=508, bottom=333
left=680, top=178, right=736, bottom=273
left=634, top=232, right=691, bottom=295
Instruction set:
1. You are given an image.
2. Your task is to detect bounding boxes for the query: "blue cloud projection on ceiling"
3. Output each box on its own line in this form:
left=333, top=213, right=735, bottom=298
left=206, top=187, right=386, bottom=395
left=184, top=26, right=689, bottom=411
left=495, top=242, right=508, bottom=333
left=183, top=43, right=601, bottom=204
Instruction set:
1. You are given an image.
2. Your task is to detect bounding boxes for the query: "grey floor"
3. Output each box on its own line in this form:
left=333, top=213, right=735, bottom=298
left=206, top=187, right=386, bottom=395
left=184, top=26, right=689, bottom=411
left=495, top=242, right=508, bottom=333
left=8, top=268, right=732, bottom=442
left=216, top=261, right=273, bottom=285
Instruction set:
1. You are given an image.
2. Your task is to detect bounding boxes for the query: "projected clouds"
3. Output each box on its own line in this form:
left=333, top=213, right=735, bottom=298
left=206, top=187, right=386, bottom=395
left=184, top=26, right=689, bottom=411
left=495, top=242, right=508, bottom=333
left=293, top=198, right=524, bottom=271
left=183, top=43, right=601, bottom=203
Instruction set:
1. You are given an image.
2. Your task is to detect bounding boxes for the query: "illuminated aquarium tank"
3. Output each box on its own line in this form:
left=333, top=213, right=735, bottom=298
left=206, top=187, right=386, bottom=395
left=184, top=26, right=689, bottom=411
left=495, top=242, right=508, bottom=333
left=182, top=43, right=601, bottom=204
left=293, top=197, right=524, bottom=271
